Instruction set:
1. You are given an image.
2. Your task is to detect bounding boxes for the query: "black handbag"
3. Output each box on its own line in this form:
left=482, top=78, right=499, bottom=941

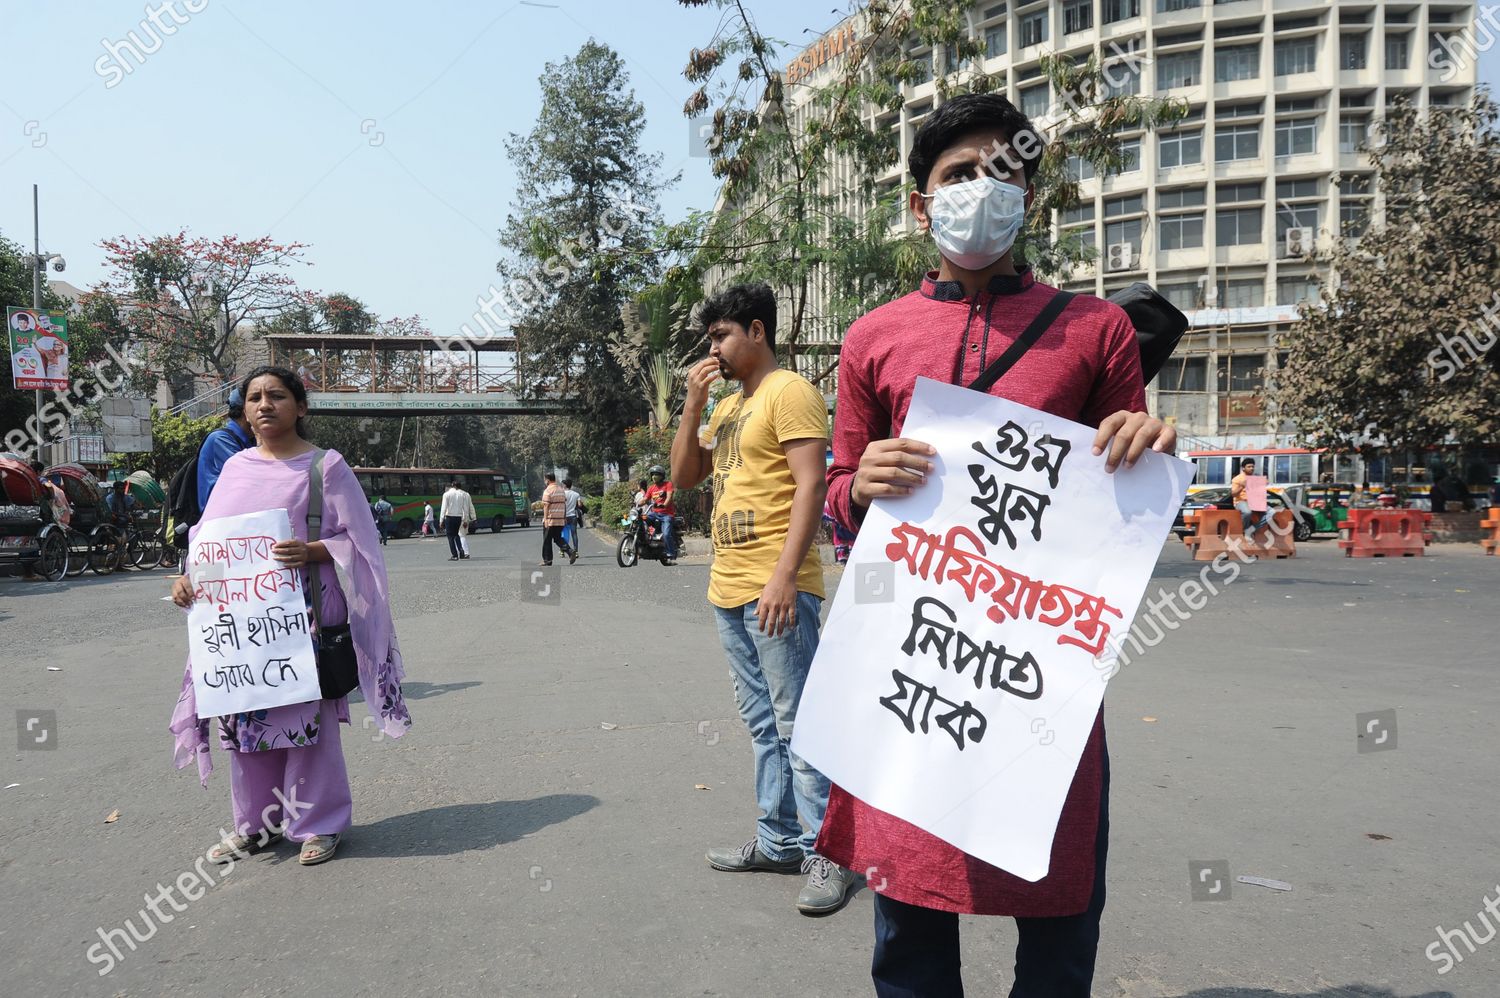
left=307, top=450, right=360, bottom=700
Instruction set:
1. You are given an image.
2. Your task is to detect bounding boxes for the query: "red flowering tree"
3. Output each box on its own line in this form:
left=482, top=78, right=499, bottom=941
left=94, top=232, right=307, bottom=397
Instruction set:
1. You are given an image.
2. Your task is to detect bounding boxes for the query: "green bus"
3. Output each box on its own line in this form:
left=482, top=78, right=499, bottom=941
left=351, top=467, right=528, bottom=538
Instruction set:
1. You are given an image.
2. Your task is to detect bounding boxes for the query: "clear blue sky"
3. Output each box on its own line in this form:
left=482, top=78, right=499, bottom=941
left=2, top=1, right=1497, bottom=339
left=0, top=0, right=837, bottom=335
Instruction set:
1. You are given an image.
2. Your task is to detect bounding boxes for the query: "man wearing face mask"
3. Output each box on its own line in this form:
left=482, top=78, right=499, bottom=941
left=819, top=93, right=1176, bottom=997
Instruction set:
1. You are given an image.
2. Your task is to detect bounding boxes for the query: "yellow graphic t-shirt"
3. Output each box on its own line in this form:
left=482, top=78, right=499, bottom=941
left=704, top=368, right=828, bottom=609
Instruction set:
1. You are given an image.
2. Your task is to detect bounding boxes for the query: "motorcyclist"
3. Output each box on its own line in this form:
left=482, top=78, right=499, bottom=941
left=642, top=465, right=678, bottom=563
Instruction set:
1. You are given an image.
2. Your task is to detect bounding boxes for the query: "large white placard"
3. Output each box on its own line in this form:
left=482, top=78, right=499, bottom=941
left=793, top=377, right=1193, bottom=881
left=186, top=509, right=321, bottom=719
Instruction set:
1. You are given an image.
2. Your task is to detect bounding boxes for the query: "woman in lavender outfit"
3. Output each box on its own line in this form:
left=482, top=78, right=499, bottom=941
left=169, top=365, right=411, bottom=866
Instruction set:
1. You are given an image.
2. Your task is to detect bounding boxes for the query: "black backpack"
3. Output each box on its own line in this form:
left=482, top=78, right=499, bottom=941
left=165, top=441, right=207, bottom=548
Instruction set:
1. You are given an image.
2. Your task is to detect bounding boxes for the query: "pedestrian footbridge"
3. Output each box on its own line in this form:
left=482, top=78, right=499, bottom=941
left=263, top=333, right=580, bottom=415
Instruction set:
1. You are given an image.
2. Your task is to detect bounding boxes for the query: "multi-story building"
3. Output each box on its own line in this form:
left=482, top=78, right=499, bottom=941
left=758, top=0, right=1478, bottom=481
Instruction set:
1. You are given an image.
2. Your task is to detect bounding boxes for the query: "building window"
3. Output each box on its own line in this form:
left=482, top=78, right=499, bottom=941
left=1158, top=128, right=1203, bottom=167
left=1217, top=278, right=1264, bottom=308
left=1103, top=0, right=1140, bottom=23
left=1338, top=114, right=1369, bottom=153
left=907, top=50, right=934, bottom=84
left=1159, top=213, right=1205, bottom=249
left=985, top=24, right=1007, bottom=58
left=1158, top=0, right=1201, bottom=11
left=1216, top=207, right=1262, bottom=245
left=1274, top=116, right=1318, bottom=156
left=1273, top=37, right=1317, bottom=76
left=1160, top=282, right=1200, bottom=311
left=1104, top=218, right=1143, bottom=253
left=1340, top=33, right=1367, bottom=69
left=1156, top=50, right=1201, bottom=89
left=1019, top=10, right=1047, bottom=47
left=1060, top=202, right=1096, bottom=226
left=1059, top=201, right=1097, bottom=249
left=1276, top=204, right=1319, bottom=241
left=1215, top=43, right=1260, bottom=82
left=1217, top=354, right=1266, bottom=392
left=1276, top=177, right=1319, bottom=200
left=1339, top=199, right=1370, bottom=235
left=1157, top=355, right=1208, bottom=391
left=1115, top=137, right=1141, bottom=173
left=1103, top=62, right=1142, bottom=97
left=1020, top=84, right=1050, bottom=119
left=1065, top=153, right=1096, bottom=181
left=1218, top=100, right=1263, bottom=119
left=1218, top=181, right=1262, bottom=202
left=1277, top=275, right=1318, bottom=305
left=1337, top=176, right=1372, bottom=234
left=1385, top=32, right=1410, bottom=69
left=1064, top=0, right=1093, bottom=34
left=1158, top=187, right=1206, bottom=209
left=1105, top=194, right=1145, bottom=217
left=1215, top=123, right=1260, bottom=161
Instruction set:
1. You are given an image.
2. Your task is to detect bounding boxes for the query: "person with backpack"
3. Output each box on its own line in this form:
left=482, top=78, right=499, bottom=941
left=197, top=388, right=255, bottom=511
left=820, top=93, right=1175, bottom=997
left=373, top=495, right=394, bottom=545
left=167, top=388, right=254, bottom=564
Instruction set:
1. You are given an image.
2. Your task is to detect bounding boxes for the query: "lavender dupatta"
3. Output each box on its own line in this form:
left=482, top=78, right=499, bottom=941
left=168, top=447, right=411, bottom=784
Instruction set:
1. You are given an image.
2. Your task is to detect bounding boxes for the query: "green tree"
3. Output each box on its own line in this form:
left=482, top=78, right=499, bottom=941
left=1274, top=93, right=1500, bottom=456
left=93, top=232, right=307, bottom=400
left=609, top=281, right=705, bottom=432
left=137, top=408, right=223, bottom=480
left=499, top=40, right=673, bottom=466
left=671, top=0, right=1186, bottom=383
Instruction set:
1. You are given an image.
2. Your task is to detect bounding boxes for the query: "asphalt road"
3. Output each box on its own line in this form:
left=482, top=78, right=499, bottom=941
left=1, top=528, right=1495, bottom=997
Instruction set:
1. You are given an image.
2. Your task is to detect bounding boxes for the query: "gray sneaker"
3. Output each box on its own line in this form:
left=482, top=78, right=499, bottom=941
left=796, top=854, right=856, bottom=915
left=706, top=839, right=803, bottom=874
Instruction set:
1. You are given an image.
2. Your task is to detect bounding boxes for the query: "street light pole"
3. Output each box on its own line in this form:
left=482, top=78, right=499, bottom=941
left=30, top=184, right=45, bottom=456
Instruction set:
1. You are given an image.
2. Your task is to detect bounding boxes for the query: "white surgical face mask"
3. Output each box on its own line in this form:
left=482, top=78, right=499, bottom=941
left=921, top=176, right=1027, bottom=271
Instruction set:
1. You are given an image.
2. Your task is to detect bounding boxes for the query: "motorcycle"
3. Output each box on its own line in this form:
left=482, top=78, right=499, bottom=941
left=617, top=506, right=681, bottom=567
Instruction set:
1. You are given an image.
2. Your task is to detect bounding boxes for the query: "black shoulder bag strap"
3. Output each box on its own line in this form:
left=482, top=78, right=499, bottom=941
left=966, top=290, right=1075, bottom=394
left=305, top=449, right=328, bottom=631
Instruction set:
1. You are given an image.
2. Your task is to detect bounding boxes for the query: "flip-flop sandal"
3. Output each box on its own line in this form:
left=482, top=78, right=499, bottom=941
left=208, top=829, right=283, bottom=865
left=298, top=834, right=340, bottom=866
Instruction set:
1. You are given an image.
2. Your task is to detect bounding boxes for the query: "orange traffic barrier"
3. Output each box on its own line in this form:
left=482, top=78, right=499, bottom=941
left=1184, top=508, right=1249, bottom=562
left=1243, top=509, right=1297, bottom=559
left=1482, top=508, right=1499, bottom=555
left=1338, top=508, right=1434, bottom=558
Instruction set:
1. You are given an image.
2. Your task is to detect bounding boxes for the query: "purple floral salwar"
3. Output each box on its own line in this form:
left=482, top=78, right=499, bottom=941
left=168, top=447, right=410, bottom=841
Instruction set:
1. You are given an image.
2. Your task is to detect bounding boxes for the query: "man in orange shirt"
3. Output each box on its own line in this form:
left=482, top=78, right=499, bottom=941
left=540, top=473, right=576, bottom=566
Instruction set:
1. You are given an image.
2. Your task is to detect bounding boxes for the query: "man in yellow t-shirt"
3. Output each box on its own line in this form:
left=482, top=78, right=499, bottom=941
left=670, top=282, right=854, bottom=917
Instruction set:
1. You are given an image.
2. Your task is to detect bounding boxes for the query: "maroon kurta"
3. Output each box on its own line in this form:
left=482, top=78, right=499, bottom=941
left=818, top=268, right=1146, bottom=917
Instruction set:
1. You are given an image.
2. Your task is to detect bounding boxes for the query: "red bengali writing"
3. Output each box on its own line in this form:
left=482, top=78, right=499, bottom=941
left=192, top=567, right=301, bottom=605
left=883, top=521, right=1122, bottom=657
left=195, top=534, right=278, bottom=566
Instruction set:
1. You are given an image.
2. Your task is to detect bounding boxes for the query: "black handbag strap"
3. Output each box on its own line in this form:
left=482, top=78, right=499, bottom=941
left=305, top=449, right=328, bottom=628
left=967, top=291, right=1075, bottom=394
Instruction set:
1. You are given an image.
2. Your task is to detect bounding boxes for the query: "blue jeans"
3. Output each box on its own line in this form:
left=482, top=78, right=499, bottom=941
left=646, top=512, right=676, bottom=558
left=871, top=738, right=1110, bottom=998
left=1236, top=501, right=1271, bottom=537
left=713, top=591, right=828, bottom=860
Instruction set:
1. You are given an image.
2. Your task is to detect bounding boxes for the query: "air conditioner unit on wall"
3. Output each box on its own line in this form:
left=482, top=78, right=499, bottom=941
left=1106, top=242, right=1134, bottom=271
left=1284, top=227, right=1307, bottom=257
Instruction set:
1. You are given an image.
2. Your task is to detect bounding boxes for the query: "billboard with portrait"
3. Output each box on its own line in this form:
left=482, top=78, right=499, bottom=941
left=8, top=306, right=70, bottom=391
